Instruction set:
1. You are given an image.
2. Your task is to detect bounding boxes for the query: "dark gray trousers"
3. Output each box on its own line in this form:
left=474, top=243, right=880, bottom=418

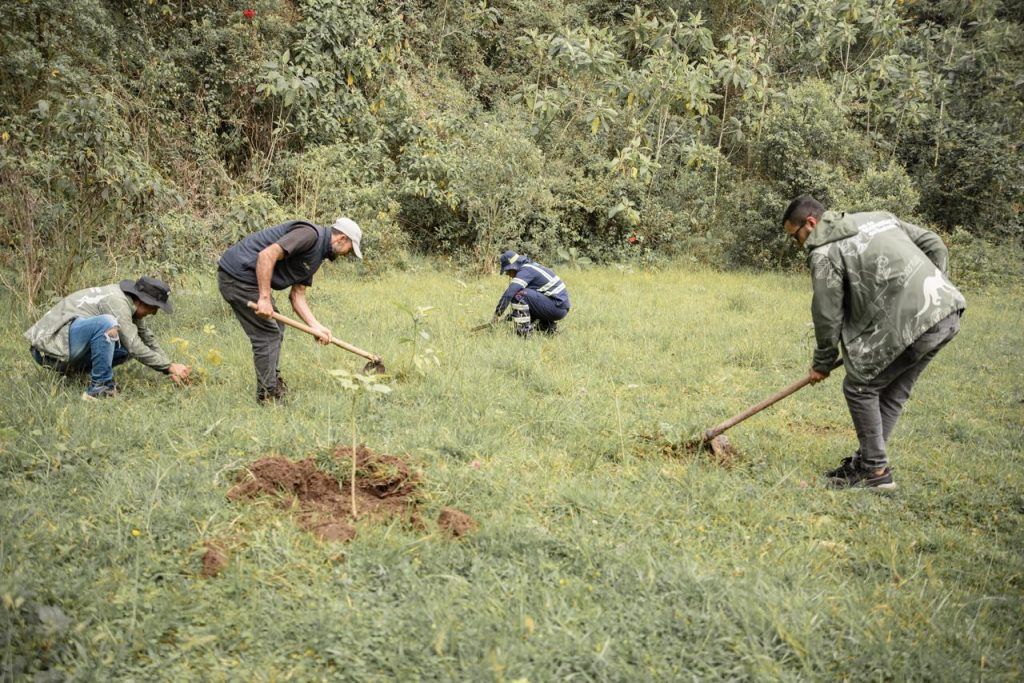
left=842, top=311, right=961, bottom=470
left=217, top=269, right=285, bottom=393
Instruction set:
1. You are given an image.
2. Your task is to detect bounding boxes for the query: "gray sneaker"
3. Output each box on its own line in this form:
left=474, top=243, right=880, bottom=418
left=81, top=385, right=119, bottom=401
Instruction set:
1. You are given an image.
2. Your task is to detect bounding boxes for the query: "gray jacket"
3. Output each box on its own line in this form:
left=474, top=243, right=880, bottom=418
left=24, top=284, right=172, bottom=371
left=804, top=211, right=966, bottom=384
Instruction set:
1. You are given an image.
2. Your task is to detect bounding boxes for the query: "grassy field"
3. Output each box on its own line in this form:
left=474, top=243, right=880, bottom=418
left=2, top=262, right=1022, bottom=681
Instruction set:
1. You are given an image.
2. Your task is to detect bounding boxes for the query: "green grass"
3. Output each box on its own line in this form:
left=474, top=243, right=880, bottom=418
left=2, top=262, right=1022, bottom=681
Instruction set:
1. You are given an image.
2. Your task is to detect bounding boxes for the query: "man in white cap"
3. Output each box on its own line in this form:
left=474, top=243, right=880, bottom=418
left=217, top=217, right=363, bottom=403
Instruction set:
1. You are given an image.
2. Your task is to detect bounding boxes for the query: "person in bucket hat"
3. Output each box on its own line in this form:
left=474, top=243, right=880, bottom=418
left=24, top=277, right=192, bottom=399
left=217, top=217, right=362, bottom=403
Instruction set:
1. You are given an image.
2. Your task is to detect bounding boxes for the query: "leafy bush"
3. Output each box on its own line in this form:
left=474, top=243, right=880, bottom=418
left=720, top=180, right=791, bottom=269
left=911, top=121, right=1024, bottom=241
left=269, top=140, right=396, bottom=219
left=207, top=191, right=289, bottom=248
left=841, top=161, right=920, bottom=217
left=0, top=91, right=175, bottom=305
left=944, top=227, right=1024, bottom=289
left=751, top=80, right=873, bottom=203
left=446, top=114, right=559, bottom=268
left=726, top=80, right=932, bottom=268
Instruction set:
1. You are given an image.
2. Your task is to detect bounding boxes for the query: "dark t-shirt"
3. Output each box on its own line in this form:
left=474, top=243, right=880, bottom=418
left=275, top=225, right=319, bottom=286
left=276, top=226, right=318, bottom=257
left=218, top=220, right=328, bottom=289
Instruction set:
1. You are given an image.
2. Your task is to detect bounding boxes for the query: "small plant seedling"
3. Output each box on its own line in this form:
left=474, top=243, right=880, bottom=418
left=396, top=304, right=440, bottom=375
left=329, top=369, right=392, bottom=518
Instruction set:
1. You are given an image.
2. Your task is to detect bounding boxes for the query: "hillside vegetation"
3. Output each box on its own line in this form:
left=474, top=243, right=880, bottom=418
left=2, top=0, right=1022, bottom=304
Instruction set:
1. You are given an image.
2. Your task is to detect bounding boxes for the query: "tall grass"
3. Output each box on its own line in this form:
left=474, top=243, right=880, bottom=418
left=1, top=261, right=1021, bottom=680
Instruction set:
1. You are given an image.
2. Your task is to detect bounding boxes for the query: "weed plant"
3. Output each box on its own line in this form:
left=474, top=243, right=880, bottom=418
left=1, top=262, right=1021, bottom=680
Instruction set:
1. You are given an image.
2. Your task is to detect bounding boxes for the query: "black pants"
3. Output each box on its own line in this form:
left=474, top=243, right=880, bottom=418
left=217, top=269, right=285, bottom=393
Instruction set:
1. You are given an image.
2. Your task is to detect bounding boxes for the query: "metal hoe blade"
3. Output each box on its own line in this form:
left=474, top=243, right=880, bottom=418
left=363, top=360, right=387, bottom=375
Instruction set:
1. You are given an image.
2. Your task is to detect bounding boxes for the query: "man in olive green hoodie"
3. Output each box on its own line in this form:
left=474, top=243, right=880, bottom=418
left=782, top=196, right=966, bottom=489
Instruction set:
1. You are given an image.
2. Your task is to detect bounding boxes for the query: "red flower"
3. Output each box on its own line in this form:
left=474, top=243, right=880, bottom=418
left=242, top=8, right=255, bottom=20
left=627, top=235, right=639, bottom=244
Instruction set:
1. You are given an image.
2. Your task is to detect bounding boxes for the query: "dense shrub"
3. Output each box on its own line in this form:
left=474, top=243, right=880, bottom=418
left=944, top=228, right=1024, bottom=289
left=207, top=191, right=289, bottom=247
left=910, top=122, right=1024, bottom=241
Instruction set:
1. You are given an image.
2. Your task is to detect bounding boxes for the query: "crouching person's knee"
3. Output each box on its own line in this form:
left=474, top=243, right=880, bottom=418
left=97, top=314, right=120, bottom=341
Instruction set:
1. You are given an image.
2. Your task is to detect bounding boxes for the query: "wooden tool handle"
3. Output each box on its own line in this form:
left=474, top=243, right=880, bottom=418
left=705, top=359, right=844, bottom=440
left=246, top=302, right=381, bottom=363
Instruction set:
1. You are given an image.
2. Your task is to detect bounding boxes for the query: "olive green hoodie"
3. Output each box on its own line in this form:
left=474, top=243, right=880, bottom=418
left=804, top=210, right=966, bottom=384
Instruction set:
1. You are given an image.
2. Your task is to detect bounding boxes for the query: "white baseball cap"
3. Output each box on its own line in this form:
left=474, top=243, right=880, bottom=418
left=331, top=217, right=363, bottom=259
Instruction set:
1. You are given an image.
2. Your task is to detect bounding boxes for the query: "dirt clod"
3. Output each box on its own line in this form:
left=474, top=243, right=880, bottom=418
left=201, top=542, right=228, bottom=577
left=437, top=507, right=477, bottom=538
left=227, top=446, right=421, bottom=543
left=338, top=445, right=419, bottom=499
left=310, top=520, right=357, bottom=543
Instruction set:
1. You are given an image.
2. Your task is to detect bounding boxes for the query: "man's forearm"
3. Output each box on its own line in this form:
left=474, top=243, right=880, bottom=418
left=289, top=289, right=321, bottom=329
left=255, top=252, right=277, bottom=300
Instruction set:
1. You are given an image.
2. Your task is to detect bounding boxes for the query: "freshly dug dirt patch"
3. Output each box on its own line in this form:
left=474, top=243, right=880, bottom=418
left=227, top=445, right=421, bottom=542
left=637, top=430, right=740, bottom=468
left=670, top=441, right=738, bottom=467
left=437, top=507, right=477, bottom=538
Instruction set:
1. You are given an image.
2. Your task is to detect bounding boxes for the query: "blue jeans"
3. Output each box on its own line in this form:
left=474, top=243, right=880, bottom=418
left=33, top=315, right=130, bottom=392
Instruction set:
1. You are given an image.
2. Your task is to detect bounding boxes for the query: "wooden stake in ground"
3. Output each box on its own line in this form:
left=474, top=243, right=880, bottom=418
left=350, top=396, right=358, bottom=519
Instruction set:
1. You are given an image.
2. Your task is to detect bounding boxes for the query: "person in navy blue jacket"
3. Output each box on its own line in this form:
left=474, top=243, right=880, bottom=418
left=491, top=250, right=571, bottom=336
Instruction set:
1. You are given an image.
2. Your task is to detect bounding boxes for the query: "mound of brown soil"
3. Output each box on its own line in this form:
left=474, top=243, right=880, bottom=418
left=339, top=445, right=418, bottom=499
left=200, top=542, right=228, bottom=577
left=437, top=507, right=477, bottom=538
left=227, top=446, right=422, bottom=542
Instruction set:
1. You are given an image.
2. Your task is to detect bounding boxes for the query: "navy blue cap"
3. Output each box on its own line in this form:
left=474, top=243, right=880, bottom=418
left=499, top=250, right=526, bottom=273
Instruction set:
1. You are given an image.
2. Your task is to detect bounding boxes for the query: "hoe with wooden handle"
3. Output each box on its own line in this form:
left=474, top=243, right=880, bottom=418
left=699, top=359, right=844, bottom=458
left=246, top=302, right=386, bottom=374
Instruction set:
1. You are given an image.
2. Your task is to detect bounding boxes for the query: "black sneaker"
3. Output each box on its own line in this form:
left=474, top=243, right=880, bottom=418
left=828, top=465, right=896, bottom=490
left=824, top=456, right=859, bottom=479
left=256, top=383, right=287, bottom=404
